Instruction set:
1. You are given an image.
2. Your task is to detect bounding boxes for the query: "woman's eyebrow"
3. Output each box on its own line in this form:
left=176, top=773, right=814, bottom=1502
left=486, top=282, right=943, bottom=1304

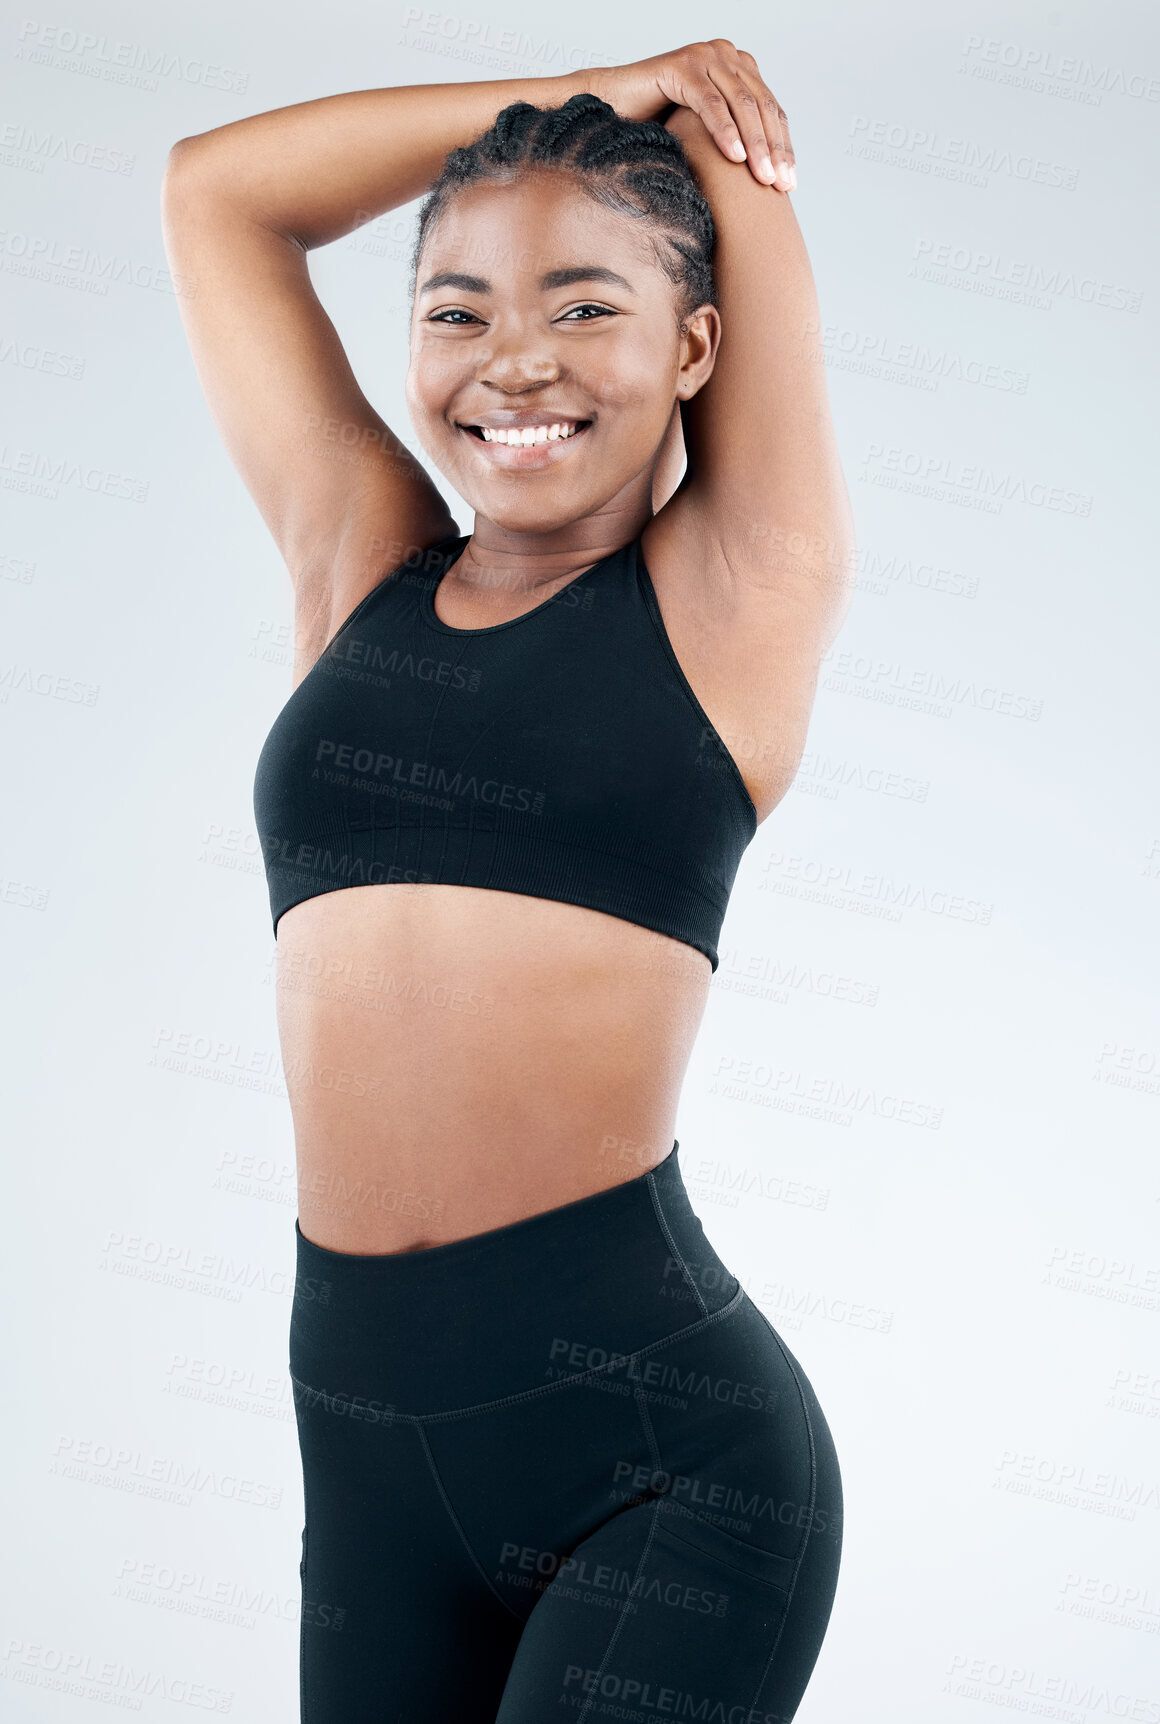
left=540, top=266, right=635, bottom=292
left=419, top=271, right=489, bottom=294
left=418, top=266, right=635, bottom=295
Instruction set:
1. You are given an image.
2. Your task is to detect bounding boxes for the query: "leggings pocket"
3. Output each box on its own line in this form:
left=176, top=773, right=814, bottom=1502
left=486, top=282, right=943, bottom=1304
left=654, top=1499, right=797, bottom=1593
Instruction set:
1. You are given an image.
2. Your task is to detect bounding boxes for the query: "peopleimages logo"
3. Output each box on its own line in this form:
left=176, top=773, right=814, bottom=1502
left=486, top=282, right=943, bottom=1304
left=0, top=1639, right=235, bottom=1712
left=802, top=317, right=1029, bottom=396
left=13, top=18, right=250, bottom=93
left=910, top=237, right=1142, bottom=314
left=289, top=1375, right=396, bottom=1426
left=397, top=7, right=615, bottom=72
left=0, top=121, right=135, bottom=175
left=859, top=442, right=1091, bottom=517
left=325, top=633, right=482, bottom=693
left=547, top=1337, right=774, bottom=1412
left=312, top=739, right=546, bottom=814
left=847, top=114, right=1078, bottom=189
left=959, top=34, right=1160, bottom=103
left=0, top=335, right=84, bottom=378
left=0, top=227, right=190, bottom=297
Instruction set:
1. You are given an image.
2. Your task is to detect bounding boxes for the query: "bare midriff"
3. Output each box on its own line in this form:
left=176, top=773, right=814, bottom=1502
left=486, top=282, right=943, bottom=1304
left=275, top=882, right=713, bottom=1254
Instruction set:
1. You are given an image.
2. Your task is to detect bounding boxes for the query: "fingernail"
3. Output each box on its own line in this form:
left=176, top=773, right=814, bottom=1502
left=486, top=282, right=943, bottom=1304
left=731, top=138, right=747, bottom=160
left=759, top=155, right=776, bottom=183
left=781, top=162, right=797, bottom=190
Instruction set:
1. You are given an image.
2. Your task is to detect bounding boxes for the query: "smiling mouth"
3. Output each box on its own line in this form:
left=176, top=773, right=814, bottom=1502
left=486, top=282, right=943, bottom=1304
left=459, top=420, right=592, bottom=446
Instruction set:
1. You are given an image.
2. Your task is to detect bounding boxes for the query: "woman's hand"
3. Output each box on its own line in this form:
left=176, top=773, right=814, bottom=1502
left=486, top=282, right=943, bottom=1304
left=591, top=40, right=795, bottom=191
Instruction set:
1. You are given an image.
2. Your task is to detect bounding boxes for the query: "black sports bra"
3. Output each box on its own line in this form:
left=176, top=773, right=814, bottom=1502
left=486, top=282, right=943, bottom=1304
left=252, top=534, right=757, bottom=971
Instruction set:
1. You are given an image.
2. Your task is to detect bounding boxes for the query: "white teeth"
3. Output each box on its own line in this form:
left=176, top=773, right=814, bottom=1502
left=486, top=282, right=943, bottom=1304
left=479, top=422, right=581, bottom=444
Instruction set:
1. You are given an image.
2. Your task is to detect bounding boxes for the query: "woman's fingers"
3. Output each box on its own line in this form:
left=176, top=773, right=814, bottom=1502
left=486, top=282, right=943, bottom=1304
left=706, top=63, right=786, bottom=186
left=664, top=69, right=750, bottom=164
left=642, top=40, right=796, bottom=187
left=736, top=51, right=796, bottom=187
left=665, top=41, right=795, bottom=190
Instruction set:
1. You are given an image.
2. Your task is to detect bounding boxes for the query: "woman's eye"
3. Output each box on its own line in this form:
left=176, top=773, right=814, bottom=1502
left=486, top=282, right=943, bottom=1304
left=426, top=303, right=613, bottom=325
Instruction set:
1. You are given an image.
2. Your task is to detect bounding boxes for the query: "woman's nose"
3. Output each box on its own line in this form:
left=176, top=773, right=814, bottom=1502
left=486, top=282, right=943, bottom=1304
left=474, top=333, right=561, bottom=391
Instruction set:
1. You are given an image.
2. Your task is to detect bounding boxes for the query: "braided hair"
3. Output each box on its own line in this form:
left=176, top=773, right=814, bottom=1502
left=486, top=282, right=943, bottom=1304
left=410, top=93, right=716, bottom=322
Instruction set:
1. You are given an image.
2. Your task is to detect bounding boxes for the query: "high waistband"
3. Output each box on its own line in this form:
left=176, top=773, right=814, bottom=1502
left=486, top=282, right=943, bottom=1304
left=290, top=1141, right=741, bottom=1419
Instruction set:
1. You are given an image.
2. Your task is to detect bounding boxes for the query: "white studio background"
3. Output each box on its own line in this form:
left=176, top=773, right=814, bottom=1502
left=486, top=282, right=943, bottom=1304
left=2, top=0, right=1158, bottom=1718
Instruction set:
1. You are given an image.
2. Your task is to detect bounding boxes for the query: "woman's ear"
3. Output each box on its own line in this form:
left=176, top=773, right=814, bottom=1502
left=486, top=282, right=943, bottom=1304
left=676, top=303, right=721, bottom=400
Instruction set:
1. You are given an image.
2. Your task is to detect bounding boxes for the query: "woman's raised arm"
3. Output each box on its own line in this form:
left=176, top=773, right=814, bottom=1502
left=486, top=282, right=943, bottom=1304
left=661, top=90, right=855, bottom=648
left=161, top=75, right=601, bottom=661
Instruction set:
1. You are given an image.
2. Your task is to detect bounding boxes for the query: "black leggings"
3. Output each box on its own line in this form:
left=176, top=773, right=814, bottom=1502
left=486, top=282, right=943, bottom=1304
left=289, top=1142, right=842, bottom=1723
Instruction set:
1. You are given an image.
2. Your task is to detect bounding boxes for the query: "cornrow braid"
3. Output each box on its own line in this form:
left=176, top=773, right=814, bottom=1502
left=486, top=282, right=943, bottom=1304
left=409, top=92, right=716, bottom=320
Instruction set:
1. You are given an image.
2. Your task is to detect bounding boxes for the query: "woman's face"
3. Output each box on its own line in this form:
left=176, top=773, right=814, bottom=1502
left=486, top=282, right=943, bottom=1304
left=406, top=170, right=716, bottom=537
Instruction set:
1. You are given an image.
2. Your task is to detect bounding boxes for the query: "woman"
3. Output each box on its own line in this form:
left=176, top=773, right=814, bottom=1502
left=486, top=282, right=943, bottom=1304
left=163, top=38, right=855, bottom=1723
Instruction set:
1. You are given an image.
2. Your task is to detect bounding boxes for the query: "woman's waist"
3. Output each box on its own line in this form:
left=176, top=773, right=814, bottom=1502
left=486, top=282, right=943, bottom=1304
left=290, top=1099, right=684, bottom=1252
left=289, top=1139, right=744, bottom=1419
left=274, top=887, right=711, bottom=1248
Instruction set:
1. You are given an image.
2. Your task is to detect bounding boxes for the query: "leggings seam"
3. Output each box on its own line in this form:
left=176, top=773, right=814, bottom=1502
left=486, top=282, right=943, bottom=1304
left=421, top=1287, right=742, bottom=1420
left=287, top=1286, right=748, bottom=1428
left=413, top=1424, right=525, bottom=1625
left=299, top=1523, right=308, bottom=1723
left=745, top=1302, right=820, bottom=1711
left=298, top=1446, right=311, bottom=1724
left=576, top=1495, right=662, bottom=1724
left=646, top=1169, right=709, bottom=1316
left=634, top=1384, right=663, bottom=1474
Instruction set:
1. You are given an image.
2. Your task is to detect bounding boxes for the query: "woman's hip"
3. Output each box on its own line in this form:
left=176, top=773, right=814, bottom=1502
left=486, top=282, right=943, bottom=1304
left=288, top=1137, right=841, bottom=1576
